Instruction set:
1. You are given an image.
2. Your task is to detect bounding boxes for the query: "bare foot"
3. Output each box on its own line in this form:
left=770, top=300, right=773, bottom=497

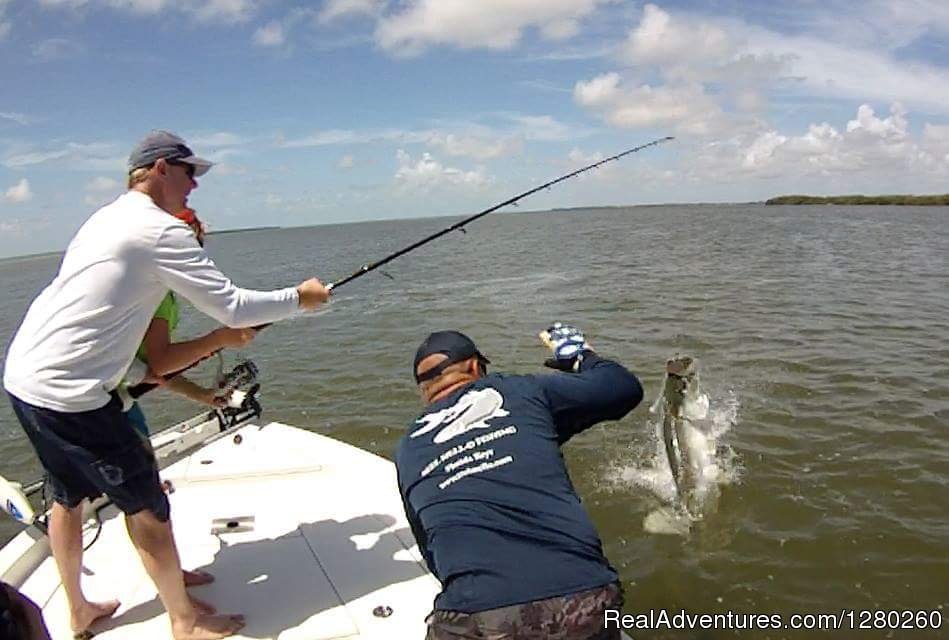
left=190, top=595, right=217, bottom=615
left=172, top=613, right=246, bottom=640
left=70, top=599, right=120, bottom=635
left=184, top=569, right=215, bottom=587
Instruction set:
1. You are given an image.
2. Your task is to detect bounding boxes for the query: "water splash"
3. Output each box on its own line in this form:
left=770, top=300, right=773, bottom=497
left=612, top=387, right=741, bottom=535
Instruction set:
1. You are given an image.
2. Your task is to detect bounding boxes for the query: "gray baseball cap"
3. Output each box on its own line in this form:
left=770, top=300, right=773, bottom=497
left=127, top=130, right=213, bottom=177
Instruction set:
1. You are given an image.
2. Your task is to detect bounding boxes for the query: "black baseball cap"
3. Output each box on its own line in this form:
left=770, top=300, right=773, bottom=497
left=413, top=330, right=490, bottom=383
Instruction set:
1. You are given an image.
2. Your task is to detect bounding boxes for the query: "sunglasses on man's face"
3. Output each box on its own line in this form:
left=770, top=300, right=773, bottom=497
left=416, top=358, right=457, bottom=384
left=415, top=355, right=487, bottom=384
left=166, top=159, right=195, bottom=179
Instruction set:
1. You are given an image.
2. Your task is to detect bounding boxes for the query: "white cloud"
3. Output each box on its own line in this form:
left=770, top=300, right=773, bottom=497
left=609, top=4, right=789, bottom=125
left=394, top=149, right=489, bottom=191
left=574, top=75, right=722, bottom=134
left=620, top=5, right=789, bottom=87
left=83, top=176, right=121, bottom=206
left=192, top=0, right=255, bottom=24
left=921, top=123, right=949, bottom=166
left=0, top=0, right=9, bottom=38
left=3, top=149, right=70, bottom=167
left=923, top=123, right=949, bottom=144
left=0, top=216, right=51, bottom=237
left=3, top=178, right=33, bottom=203
left=733, top=88, right=766, bottom=112
left=427, top=133, right=523, bottom=160
left=567, top=147, right=603, bottom=166
left=801, top=0, right=949, bottom=50
left=576, top=2, right=949, bottom=143
left=281, top=129, right=372, bottom=147
left=741, top=130, right=788, bottom=170
left=573, top=72, right=620, bottom=107
left=575, top=8, right=761, bottom=135
left=208, top=161, right=245, bottom=177
left=505, top=115, right=576, bottom=141
left=85, top=176, right=121, bottom=192
left=521, top=43, right=612, bottom=62
left=319, top=0, right=386, bottom=24
left=281, top=127, right=435, bottom=148
left=2, top=141, right=122, bottom=171
left=375, top=0, right=612, bottom=56
left=279, top=115, right=582, bottom=160
left=249, top=7, right=324, bottom=48
left=0, top=112, right=30, bottom=125
left=188, top=132, right=246, bottom=148
left=845, top=103, right=907, bottom=138
left=254, top=21, right=285, bottom=47
left=744, top=29, right=949, bottom=115
left=729, top=104, right=946, bottom=181
left=39, top=0, right=256, bottom=24
left=32, top=38, right=85, bottom=61
left=624, top=4, right=733, bottom=68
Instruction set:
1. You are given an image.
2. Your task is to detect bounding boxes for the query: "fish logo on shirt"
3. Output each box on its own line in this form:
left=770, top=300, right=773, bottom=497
left=411, top=388, right=510, bottom=444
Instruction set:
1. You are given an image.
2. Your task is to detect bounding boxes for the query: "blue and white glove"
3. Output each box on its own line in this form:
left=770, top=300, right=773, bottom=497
left=539, top=322, right=589, bottom=371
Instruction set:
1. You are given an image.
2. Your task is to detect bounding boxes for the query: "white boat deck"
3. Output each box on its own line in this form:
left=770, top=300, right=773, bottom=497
left=7, top=422, right=439, bottom=639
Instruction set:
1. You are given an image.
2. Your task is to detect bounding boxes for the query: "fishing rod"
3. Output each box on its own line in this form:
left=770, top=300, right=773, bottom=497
left=128, top=136, right=673, bottom=398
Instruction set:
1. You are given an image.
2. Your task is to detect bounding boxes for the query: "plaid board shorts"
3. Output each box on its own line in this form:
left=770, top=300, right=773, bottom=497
left=426, top=582, right=624, bottom=640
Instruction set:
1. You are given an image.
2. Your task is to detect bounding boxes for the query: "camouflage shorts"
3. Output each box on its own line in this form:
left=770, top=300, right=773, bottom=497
left=425, top=583, right=624, bottom=640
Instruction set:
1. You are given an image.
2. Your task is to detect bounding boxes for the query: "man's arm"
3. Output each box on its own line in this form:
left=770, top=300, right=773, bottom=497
left=164, top=375, right=224, bottom=407
left=152, top=225, right=309, bottom=327
left=538, top=353, right=644, bottom=444
left=395, top=461, right=438, bottom=576
left=141, top=317, right=254, bottom=376
left=402, top=494, right=437, bottom=576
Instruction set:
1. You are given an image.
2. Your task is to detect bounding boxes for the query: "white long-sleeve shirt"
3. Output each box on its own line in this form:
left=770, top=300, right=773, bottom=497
left=3, top=190, right=299, bottom=412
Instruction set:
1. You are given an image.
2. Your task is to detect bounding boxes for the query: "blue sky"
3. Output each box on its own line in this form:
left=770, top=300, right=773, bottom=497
left=1, top=0, right=948, bottom=257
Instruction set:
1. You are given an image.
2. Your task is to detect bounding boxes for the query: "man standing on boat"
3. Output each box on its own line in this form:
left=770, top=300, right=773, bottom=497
left=397, top=325, right=643, bottom=640
left=120, top=207, right=255, bottom=440
left=3, top=130, right=330, bottom=640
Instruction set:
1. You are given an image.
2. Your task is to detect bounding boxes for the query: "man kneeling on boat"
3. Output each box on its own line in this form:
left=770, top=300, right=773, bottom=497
left=3, top=130, right=330, bottom=640
left=396, top=325, right=643, bottom=640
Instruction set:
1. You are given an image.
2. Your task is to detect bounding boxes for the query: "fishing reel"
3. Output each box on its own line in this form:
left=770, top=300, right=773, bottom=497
left=216, top=359, right=259, bottom=398
left=214, top=359, right=262, bottom=429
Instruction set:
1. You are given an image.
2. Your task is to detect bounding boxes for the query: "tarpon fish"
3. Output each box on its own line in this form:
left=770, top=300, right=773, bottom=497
left=656, top=356, right=709, bottom=512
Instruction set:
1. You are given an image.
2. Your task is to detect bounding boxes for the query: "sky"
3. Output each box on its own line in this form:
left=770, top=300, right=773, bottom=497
left=0, top=0, right=948, bottom=257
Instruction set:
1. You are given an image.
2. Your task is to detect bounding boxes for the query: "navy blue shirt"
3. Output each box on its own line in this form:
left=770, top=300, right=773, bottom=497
left=395, top=353, right=643, bottom=613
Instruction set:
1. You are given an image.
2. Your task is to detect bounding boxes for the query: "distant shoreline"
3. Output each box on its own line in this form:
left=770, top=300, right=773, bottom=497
left=766, top=194, right=949, bottom=205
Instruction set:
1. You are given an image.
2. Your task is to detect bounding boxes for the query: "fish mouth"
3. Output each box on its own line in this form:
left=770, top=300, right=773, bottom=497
left=662, top=355, right=703, bottom=414
left=666, top=356, right=695, bottom=378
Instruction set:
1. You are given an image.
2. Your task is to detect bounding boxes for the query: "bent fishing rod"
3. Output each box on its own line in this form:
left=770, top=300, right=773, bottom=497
left=128, top=136, right=673, bottom=398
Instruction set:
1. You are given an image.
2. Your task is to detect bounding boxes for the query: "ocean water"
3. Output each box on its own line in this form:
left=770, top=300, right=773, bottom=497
left=1, top=204, right=947, bottom=638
